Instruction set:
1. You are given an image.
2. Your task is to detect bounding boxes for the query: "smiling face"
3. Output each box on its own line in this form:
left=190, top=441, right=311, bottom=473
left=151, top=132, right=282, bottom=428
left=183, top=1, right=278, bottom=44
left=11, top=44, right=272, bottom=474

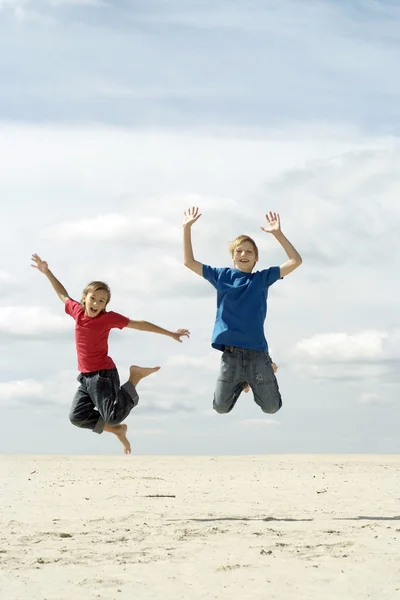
left=81, top=282, right=111, bottom=318
left=229, top=236, right=259, bottom=273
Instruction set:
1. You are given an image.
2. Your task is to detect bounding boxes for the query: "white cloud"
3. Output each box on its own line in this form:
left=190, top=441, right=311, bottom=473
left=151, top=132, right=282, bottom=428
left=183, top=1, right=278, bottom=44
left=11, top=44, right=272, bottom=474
left=291, top=329, right=400, bottom=385
left=44, top=212, right=183, bottom=245
left=0, top=0, right=100, bottom=10
left=0, top=270, right=19, bottom=284
left=0, top=306, right=71, bottom=336
left=293, top=330, right=400, bottom=365
left=0, top=369, right=200, bottom=414
left=0, top=371, right=78, bottom=408
left=43, top=196, right=238, bottom=244
left=166, top=353, right=219, bottom=371
left=0, top=379, right=45, bottom=402
left=47, top=213, right=135, bottom=242
left=47, top=0, right=103, bottom=5
left=359, top=392, right=390, bottom=405
left=293, top=331, right=389, bottom=362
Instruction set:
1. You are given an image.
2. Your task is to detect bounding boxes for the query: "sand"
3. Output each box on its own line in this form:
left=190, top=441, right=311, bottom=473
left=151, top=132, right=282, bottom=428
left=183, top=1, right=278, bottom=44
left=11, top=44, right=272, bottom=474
left=0, top=454, right=399, bottom=599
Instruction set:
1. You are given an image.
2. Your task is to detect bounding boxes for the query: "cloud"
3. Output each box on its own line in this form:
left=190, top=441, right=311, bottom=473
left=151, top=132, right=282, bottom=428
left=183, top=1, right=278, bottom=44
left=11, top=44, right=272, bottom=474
left=42, top=195, right=240, bottom=246
left=0, top=0, right=101, bottom=13
left=44, top=212, right=181, bottom=245
left=0, top=306, right=72, bottom=337
left=0, top=270, right=19, bottom=284
left=293, top=329, right=400, bottom=363
left=141, top=399, right=195, bottom=414
left=359, top=392, right=391, bottom=405
left=0, top=371, right=77, bottom=409
left=2, top=1, right=400, bottom=128
left=261, top=146, right=400, bottom=269
left=165, top=353, right=219, bottom=371
left=99, top=256, right=214, bottom=300
left=0, top=369, right=200, bottom=415
left=133, top=376, right=201, bottom=414
left=291, top=330, right=400, bottom=384
left=0, top=379, right=45, bottom=403
left=0, top=271, right=22, bottom=301
left=293, top=331, right=389, bottom=362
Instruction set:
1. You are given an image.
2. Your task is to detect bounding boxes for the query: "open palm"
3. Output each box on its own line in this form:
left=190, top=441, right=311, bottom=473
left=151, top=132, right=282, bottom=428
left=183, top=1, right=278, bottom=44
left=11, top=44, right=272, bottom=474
left=183, top=207, right=202, bottom=227
left=260, top=211, right=281, bottom=234
left=31, top=253, right=49, bottom=274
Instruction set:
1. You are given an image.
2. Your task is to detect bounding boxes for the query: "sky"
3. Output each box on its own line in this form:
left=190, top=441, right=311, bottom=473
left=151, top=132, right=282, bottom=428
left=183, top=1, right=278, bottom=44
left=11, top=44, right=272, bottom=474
left=0, top=0, right=399, bottom=455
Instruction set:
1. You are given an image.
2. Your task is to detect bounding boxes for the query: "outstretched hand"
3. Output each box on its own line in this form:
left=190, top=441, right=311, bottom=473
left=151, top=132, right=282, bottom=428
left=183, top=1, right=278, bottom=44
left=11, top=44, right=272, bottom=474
left=171, top=329, right=191, bottom=343
left=31, top=253, right=49, bottom=275
left=260, top=212, right=281, bottom=235
left=183, top=207, right=202, bottom=228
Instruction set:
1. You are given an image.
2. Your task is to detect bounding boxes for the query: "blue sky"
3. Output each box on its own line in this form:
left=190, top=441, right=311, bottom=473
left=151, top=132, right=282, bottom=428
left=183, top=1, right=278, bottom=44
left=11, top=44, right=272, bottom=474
left=1, top=0, right=400, bottom=129
left=0, top=0, right=400, bottom=455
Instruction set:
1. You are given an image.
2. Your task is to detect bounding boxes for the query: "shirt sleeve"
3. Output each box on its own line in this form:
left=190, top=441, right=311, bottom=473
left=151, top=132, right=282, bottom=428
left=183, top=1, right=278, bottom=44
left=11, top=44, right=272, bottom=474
left=106, top=311, right=130, bottom=330
left=64, top=298, right=83, bottom=321
left=261, top=266, right=282, bottom=288
left=202, top=265, right=224, bottom=289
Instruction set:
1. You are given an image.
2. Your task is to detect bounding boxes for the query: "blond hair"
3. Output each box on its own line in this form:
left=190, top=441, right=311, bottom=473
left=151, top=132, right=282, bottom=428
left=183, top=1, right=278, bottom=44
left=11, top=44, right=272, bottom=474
left=81, top=281, right=111, bottom=311
left=228, top=235, right=259, bottom=260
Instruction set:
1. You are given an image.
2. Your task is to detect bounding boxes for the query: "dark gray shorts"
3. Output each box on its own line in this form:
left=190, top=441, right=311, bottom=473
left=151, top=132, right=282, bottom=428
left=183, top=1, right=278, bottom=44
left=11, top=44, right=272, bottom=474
left=69, top=368, right=139, bottom=434
left=213, top=346, right=282, bottom=414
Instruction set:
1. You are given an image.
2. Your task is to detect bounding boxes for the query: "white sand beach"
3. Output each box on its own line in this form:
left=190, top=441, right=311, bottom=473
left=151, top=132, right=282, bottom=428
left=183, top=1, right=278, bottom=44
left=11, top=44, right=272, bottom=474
left=1, top=454, right=399, bottom=600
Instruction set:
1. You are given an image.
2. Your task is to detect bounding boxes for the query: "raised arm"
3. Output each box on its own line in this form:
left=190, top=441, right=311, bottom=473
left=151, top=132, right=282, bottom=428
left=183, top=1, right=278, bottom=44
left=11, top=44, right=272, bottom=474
left=127, top=320, right=190, bottom=343
left=31, top=254, right=70, bottom=304
left=261, top=212, right=302, bottom=277
left=183, top=207, right=203, bottom=277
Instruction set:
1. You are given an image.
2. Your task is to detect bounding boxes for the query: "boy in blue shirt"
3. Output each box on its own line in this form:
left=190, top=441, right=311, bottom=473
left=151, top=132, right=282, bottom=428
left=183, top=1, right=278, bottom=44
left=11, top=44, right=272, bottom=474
left=183, top=207, right=302, bottom=414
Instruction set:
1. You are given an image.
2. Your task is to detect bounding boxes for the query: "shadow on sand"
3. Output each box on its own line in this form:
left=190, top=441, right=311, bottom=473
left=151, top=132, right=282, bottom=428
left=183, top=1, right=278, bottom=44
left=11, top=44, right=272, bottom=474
left=168, top=516, right=313, bottom=523
left=335, top=516, right=400, bottom=522
left=169, top=515, right=400, bottom=524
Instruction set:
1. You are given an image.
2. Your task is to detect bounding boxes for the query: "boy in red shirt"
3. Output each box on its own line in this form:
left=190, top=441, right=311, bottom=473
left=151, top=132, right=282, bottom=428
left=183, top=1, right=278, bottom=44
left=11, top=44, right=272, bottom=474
left=32, top=254, right=190, bottom=454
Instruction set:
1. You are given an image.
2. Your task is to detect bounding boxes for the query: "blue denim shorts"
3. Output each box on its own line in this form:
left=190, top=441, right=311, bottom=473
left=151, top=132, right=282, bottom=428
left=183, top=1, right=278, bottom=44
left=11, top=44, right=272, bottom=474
left=213, top=346, right=282, bottom=414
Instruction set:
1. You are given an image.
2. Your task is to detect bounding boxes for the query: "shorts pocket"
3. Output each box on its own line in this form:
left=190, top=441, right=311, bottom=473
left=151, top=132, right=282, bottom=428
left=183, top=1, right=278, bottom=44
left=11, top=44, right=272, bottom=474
left=93, top=374, right=115, bottom=402
left=217, top=351, right=238, bottom=383
left=251, top=353, right=275, bottom=385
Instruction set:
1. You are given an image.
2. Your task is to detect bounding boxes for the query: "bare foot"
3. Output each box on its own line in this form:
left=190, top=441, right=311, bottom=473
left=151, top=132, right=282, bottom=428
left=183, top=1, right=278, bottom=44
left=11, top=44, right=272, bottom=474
left=104, top=423, right=131, bottom=454
left=129, top=365, right=160, bottom=387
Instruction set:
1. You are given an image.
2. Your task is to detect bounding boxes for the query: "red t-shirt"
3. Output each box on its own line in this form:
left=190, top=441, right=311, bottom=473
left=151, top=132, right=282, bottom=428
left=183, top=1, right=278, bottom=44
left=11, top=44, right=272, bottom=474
left=65, top=299, right=129, bottom=373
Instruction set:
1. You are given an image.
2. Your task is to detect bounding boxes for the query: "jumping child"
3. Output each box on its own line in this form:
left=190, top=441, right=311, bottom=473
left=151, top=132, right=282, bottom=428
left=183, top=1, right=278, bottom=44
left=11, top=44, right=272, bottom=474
left=182, top=208, right=302, bottom=415
left=31, top=254, right=190, bottom=453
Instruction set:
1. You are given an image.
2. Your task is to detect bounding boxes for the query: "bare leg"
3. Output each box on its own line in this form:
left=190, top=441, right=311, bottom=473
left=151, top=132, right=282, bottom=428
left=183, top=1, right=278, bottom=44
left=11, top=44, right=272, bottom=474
left=244, top=362, right=278, bottom=393
left=129, top=364, right=160, bottom=387
left=104, top=365, right=161, bottom=454
left=104, top=423, right=131, bottom=454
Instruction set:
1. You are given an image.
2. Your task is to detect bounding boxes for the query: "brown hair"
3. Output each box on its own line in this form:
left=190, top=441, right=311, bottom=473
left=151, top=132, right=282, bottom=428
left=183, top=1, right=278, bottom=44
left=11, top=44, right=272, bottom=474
left=81, top=281, right=111, bottom=311
left=228, top=235, right=259, bottom=260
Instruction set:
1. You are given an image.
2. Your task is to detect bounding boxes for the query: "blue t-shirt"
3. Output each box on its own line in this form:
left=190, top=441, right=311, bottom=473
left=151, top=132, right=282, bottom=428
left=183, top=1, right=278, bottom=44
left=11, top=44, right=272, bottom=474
left=203, top=265, right=281, bottom=352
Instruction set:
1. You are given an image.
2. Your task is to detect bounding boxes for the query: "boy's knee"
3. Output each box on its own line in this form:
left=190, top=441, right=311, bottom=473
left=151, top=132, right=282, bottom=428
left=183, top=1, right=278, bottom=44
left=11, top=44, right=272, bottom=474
left=69, top=414, right=84, bottom=428
left=260, top=404, right=281, bottom=415
left=259, top=394, right=282, bottom=414
left=213, top=398, right=234, bottom=414
left=213, top=404, right=229, bottom=414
